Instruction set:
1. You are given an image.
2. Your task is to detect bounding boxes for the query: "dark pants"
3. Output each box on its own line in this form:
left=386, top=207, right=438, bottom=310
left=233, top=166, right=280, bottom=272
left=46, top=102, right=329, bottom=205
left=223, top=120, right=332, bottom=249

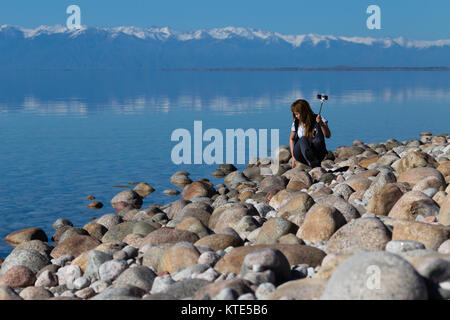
left=293, top=127, right=327, bottom=168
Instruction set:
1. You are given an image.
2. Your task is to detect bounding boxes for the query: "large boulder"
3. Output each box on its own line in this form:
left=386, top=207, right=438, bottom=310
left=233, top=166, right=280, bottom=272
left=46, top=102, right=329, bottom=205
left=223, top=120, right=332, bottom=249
left=194, top=234, right=243, bottom=251
left=101, top=221, right=158, bottom=243
left=277, top=192, right=315, bottom=218
left=367, top=183, right=403, bottom=216
left=209, top=203, right=252, bottom=233
left=214, top=244, right=326, bottom=274
left=320, top=251, right=428, bottom=300
left=5, top=228, right=48, bottom=247
left=397, top=167, right=445, bottom=187
left=266, top=278, right=327, bottom=300
left=0, top=249, right=49, bottom=276
left=314, top=195, right=360, bottom=222
left=397, top=151, right=439, bottom=175
left=326, top=218, right=391, bottom=254
left=298, top=205, right=346, bottom=243
left=160, top=242, right=201, bottom=274
left=240, top=248, right=291, bottom=285
left=255, top=218, right=298, bottom=245
left=50, top=235, right=101, bottom=259
left=392, top=220, right=450, bottom=251
left=139, top=227, right=199, bottom=250
left=388, top=191, right=440, bottom=221
left=181, top=181, right=216, bottom=201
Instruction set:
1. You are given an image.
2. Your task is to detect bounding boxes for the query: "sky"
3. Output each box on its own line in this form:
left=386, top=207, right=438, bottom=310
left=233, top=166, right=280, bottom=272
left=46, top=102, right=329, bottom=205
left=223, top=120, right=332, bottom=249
left=0, top=0, right=449, bottom=40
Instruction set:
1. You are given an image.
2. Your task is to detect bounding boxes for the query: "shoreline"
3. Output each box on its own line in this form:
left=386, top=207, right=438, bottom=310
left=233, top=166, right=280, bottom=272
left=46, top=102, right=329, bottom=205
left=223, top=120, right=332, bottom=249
left=0, top=131, right=449, bottom=300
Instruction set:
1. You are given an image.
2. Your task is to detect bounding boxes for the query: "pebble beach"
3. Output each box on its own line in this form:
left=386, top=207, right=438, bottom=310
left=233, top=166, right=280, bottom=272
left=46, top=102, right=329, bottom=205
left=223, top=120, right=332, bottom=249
left=1, top=131, right=449, bottom=300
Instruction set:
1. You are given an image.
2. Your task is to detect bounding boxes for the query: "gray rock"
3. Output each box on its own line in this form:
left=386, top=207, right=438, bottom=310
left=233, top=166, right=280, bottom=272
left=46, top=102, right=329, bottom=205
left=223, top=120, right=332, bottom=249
left=51, top=254, right=74, bottom=267
left=243, top=270, right=276, bottom=285
left=56, top=265, right=82, bottom=289
left=241, top=248, right=291, bottom=285
left=254, top=203, right=275, bottom=218
left=73, top=276, right=90, bottom=290
left=0, top=249, right=50, bottom=276
left=96, top=214, right=123, bottom=230
left=163, top=279, right=210, bottom=299
left=113, top=266, right=156, bottom=291
left=385, top=240, right=426, bottom=254
left=35, top=269, right=58, bottom=287
left=102, top=221, right=157, bottom=243
left=52, top=218, right=73, bottom=230
left=13, top=240, right=54, bottom=258
left=326, top=217, right=392, bottom=254
left=314, top=195, right=360, bottom=222
left=150, top=275, right=176, bottom=294
left=90, top=286, right=144, bottom=300
left=362, top=171, right=397, bottom=203
left=90, top=280, right=111, bottom=294
left=99, top=259, right=128, bottom=282
left=110, top=190, right=143, bottom=212
left=255, top=282, right=276, bottom=300
left=214, top=287, right=239, bottom=300
left=198, top=251, right=221, bottom=266
left=238, top=293, right=257, bottom=300
left=84, top=250, right=113, bottom=281
left=320, top=251, right=428, bottom=300
left=172, top=264, right=210, bottom=281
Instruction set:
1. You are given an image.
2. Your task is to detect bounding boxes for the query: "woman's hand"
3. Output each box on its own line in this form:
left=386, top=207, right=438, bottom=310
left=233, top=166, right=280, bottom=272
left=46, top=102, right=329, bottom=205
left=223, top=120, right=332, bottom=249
left=316, top=114, right=323, bottom=124
left=291, top=157, right=296, bottom=168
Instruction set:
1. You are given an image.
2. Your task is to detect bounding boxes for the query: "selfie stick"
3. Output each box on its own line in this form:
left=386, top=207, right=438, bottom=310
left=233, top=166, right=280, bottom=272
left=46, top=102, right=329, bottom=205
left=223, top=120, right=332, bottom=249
left=317, top=94, right=328, bottom=116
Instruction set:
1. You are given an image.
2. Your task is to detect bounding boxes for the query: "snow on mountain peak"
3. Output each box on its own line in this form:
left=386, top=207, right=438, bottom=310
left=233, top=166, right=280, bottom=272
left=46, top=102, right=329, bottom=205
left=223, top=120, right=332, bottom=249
left=1, top=24, right=449, bottom=49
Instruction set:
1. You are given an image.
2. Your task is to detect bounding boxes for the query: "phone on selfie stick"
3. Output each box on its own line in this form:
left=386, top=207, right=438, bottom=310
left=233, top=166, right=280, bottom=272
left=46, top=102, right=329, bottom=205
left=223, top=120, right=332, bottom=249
left=317, top=94, right=328, bottom=116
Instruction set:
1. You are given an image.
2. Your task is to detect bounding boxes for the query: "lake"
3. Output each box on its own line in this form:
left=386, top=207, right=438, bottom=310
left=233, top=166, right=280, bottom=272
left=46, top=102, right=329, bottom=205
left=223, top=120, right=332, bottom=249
left=0, top=70, right=449, bottom=258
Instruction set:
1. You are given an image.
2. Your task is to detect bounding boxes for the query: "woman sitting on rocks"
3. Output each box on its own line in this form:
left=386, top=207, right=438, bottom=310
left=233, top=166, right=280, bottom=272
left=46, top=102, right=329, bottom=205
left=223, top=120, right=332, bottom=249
left=289, top=99, right=331, bottom=168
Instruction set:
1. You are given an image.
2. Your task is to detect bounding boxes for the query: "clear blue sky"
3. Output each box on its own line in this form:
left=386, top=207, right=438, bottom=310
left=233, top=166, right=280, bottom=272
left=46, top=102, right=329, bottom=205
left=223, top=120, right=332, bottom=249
left=0, top=0, right=449, bottom=40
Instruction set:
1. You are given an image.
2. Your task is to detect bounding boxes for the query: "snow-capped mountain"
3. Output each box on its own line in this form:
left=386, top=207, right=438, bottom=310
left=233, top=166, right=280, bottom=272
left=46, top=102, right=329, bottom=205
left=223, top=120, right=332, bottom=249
left=1, top=25, right=449, bottom=69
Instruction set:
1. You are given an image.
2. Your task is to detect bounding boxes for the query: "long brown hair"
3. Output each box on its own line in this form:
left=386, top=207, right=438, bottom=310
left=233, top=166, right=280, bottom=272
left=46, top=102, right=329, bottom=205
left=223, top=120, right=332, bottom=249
left=291, top=99, right=315, bottom=140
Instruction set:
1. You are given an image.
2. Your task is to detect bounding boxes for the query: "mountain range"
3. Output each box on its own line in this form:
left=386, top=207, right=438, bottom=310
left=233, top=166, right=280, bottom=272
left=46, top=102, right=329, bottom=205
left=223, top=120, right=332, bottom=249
left=1, top=25, right=450, bottom=69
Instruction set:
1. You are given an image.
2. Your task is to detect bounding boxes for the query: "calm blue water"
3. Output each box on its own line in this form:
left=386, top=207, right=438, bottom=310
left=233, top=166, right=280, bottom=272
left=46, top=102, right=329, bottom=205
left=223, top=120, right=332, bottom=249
left=1, top=70, right=449, bottom=258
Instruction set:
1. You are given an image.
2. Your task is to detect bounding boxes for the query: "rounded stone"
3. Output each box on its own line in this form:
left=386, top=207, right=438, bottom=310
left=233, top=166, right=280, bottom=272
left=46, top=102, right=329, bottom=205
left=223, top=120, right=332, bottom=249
left=256, top=218, right=298, bottom=245
left=0, top=265, right=36, bottom=288
left=50, top=235, right=101, bottom=259
left=181, top=181, right=216, bottom=201
left=194, top=234, right=243, bottom=252
left=101, top=221, right=157, bottom=243
left=388, top=191, right=440, bottom=221
left=320, top=251, right=428, bottom=300
left=5, top=228, right=48, bottom=247
left=298, top=205, right=346, bottom=243
left=367, top=183, right=403, bottom=216
left=139, top=227, right=199, bottom=250
left=326, top=218, right=392, bottom=254
left=95, top=214, right=123, bottom=230
left=0, top=249, right=49, bottom=276
left=113, top=266, right=156, bottom=292
left=241, top=248, right=291, bottom=285
left=19, top=286, right=53, bottom=300
left=110, top=190, right=143, bottom=213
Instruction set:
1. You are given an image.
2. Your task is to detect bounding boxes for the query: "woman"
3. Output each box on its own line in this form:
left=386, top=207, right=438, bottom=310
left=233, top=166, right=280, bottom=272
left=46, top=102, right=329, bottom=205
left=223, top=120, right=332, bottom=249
left=289, top=99, right=331, bottom=168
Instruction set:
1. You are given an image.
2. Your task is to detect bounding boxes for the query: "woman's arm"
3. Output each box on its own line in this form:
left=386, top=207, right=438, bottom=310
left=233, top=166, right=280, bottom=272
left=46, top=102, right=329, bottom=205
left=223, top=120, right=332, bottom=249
left=289, top=131, right=296, bottom=167
left=316, top=115, right=331, bottom=138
